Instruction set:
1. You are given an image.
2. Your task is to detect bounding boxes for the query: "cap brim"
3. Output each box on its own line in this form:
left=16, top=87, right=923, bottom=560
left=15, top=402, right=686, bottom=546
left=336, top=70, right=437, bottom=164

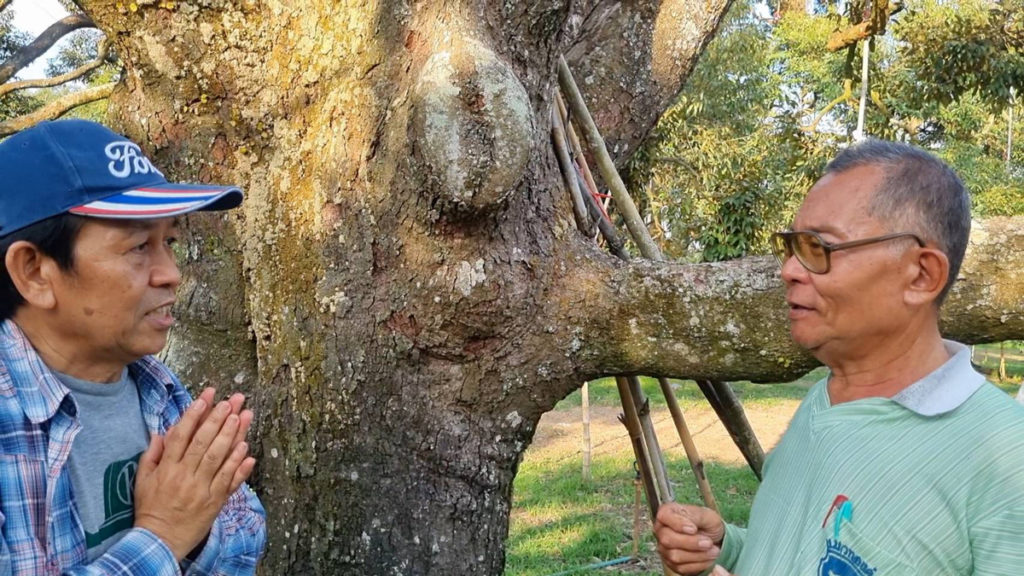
left=69, top=184, right=243, bottom=218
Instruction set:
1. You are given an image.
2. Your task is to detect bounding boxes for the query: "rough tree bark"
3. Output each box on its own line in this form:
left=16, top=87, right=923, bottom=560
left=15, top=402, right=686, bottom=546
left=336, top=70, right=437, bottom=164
left=71, top=1, right=1024, bottom=574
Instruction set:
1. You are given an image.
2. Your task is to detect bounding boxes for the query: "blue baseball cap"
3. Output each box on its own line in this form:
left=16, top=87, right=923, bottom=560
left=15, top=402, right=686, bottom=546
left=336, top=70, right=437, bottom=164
left=0, top=119, right=243, bottom=238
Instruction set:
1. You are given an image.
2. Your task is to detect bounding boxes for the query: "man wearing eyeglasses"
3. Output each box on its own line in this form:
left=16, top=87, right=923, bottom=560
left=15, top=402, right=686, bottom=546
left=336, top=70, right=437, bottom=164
left=654, top=140, right=1024, bottom=576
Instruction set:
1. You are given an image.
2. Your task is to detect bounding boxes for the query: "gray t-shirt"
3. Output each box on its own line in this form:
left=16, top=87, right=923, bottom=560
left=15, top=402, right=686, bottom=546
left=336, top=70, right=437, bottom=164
left=55, top=369, right=150, bottom=561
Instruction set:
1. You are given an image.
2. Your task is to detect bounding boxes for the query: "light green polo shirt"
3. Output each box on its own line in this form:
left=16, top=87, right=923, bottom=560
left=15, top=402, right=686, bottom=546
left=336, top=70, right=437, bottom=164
left=717, top=341, right=1024, bottom=575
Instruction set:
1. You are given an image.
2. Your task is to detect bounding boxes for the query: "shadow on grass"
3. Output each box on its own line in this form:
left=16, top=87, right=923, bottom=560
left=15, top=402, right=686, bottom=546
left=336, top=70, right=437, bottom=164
left=507, top=455, right=759, bottom=576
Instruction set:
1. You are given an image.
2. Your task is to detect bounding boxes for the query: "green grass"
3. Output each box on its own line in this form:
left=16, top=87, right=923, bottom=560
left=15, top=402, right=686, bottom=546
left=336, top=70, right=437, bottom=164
left=554, top=368, right=827, bottom=412
left=507, top=342, right=1024, bottom=575
left=506, top=455, right=759, bottom=576
left=971, top=342, right=1024, bottom=394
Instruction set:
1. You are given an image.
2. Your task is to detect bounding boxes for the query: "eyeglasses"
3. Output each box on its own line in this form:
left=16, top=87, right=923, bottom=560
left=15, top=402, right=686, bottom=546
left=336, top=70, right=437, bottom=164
left=769, top=230, right=925, bottom=274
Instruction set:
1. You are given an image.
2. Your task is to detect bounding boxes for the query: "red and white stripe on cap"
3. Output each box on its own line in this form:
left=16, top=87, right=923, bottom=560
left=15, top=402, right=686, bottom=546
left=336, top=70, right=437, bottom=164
left=69, top=184, right=242, bottom=218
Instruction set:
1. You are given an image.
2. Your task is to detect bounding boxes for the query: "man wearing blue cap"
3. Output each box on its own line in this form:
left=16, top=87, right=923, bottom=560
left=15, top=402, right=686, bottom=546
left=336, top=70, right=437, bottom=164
left=0, top=119, right=266, bottom=575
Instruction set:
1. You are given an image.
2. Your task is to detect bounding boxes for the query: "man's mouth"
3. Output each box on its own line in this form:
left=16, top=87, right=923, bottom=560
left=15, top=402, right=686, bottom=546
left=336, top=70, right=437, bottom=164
left=147, top=304, right=173, bottom=317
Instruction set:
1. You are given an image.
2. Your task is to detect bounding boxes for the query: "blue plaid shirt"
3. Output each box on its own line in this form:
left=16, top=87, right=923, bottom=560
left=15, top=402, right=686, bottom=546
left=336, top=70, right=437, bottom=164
left=0, top=320, right=266, bottom=575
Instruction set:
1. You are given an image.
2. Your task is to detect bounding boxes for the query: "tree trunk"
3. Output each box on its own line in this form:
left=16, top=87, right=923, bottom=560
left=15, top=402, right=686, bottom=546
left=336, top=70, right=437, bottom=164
left=76, top=2, right=1024, bottom=574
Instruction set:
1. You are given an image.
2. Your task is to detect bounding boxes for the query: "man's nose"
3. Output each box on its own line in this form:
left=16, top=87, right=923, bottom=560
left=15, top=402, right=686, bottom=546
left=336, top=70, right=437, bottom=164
left=779, top=251, right=809, bottom=284
left=152, top=245, right=182, bottom=289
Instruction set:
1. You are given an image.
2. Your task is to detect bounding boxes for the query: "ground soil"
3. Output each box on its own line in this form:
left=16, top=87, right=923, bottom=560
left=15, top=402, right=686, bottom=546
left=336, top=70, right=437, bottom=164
left=528, top=399, right=801, bottom=466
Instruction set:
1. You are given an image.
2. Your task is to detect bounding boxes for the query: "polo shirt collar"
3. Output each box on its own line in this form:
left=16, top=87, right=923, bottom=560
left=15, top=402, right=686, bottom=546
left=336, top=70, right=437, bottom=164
left=889, top=340, right=986, bottom=416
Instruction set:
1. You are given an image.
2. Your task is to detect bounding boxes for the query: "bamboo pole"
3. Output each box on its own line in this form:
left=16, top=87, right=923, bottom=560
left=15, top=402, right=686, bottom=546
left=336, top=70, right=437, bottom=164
left=615, top=377, right=677, bottom=576
left=696, top=380, right=765, bottom=480
left=555, top=92, right=602, bottom=209
left=556, top=63, right=764, bottom=484
left=578, top=169, right=630, bottom=260
left=582, top=381, right=592, bottom=482
left=557, top=56, right=663, bottom=261
left=659, top=378, right=718, bottom=510
left=551, top=107, right=593, bottom=236
left=616, top=377, right=662, bottom=518
left=627, top=376, right=674, bottom=502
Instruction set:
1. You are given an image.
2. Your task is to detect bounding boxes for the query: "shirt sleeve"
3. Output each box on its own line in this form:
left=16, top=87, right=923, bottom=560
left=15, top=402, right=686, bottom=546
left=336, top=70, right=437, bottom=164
left=714, top=523, right=746, bottom=573
left=969, top=505, right=1024, bottom=575
left=181, top=483, right=267, bottom=575
left=65, top=527, right=181, bottom=576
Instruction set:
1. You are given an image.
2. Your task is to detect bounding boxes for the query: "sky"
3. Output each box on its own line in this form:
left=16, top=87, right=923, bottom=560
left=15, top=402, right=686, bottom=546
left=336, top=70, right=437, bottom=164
left=8, top=0, right=72, bottom=79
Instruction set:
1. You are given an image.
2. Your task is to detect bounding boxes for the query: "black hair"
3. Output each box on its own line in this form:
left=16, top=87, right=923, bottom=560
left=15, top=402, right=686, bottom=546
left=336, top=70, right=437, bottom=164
left=0, top=213, right=87, bottom=321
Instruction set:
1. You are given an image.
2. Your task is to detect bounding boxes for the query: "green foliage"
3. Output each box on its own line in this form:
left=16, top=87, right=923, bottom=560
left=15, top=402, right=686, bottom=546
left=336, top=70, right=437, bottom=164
left=44, top=28, right=119, bottom=85
left=0, top=9, right=42, bottom=122
left=630, top=0, right=1023, bottom=263
left=897, top=0, right=1022, bottom=107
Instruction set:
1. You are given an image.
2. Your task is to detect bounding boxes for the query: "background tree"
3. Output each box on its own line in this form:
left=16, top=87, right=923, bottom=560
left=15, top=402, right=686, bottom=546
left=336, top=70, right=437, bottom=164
left=2, top=1, right=1023, bottom=574
left=0, top=1, right=117, bottom=135
left=631, top=0, right=1023, bottom=263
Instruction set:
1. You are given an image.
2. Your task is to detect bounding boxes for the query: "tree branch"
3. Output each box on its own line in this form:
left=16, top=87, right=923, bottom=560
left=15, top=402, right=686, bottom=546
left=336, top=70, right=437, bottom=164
left=0, top=37, right=112, bottom=98
left=567, top=0, right=734, bottom=164
left=577, top=216, right=1024, bottom=383
left=0, top=0, right=13, bottom=14
left=801, top=78, right=855, bottom=133
left=826, top=2, right=903, bottom=52
left=0, top=13, right=95, bottom=84
left=0, top=81, right=115, bottom=137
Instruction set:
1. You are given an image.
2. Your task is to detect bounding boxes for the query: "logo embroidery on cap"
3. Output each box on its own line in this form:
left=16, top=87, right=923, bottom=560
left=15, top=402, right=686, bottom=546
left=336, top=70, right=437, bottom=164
left=105, top=141, right=164, bottom=179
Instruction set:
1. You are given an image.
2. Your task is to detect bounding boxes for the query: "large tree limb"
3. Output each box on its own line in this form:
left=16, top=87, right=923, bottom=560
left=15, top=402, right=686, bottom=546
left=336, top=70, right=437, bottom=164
left=0, top=81, right=114, bottom=137
left=578, top=216, right=1024, bottom=383
left=0, top=37, right=112, bottom=98
left=0, top=13, right=95, bottom=84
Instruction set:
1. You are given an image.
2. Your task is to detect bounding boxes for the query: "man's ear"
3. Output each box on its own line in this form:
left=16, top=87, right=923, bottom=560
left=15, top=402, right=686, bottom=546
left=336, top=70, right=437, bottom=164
left=5, top=241, right=59, bottom=310
left=905, top=246, right=949, bottom=308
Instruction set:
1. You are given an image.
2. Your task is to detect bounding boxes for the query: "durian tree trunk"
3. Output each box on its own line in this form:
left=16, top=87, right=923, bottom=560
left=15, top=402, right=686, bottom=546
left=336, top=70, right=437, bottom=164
left=76, top=1, right=1024, bottom=574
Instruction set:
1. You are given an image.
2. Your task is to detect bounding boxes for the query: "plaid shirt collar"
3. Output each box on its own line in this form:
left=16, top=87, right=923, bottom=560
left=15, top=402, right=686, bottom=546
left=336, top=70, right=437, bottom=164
left=0, top=319, right=176, bottom=427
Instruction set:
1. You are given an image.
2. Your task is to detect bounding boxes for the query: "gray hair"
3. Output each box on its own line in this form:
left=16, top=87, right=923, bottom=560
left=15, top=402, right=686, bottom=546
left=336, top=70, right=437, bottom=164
left=825, top=139, right=971, bottom=306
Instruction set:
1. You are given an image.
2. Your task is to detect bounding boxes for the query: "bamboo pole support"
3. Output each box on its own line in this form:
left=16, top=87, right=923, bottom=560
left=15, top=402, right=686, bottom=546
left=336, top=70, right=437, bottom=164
left=615, top=377, right=678, bottom=576
left=578, top=170, right=629, bottom=260
left=555, top=92, right=602, bottom=208
left=551, top=107, right=593, bottom=236
left=627, top=376, right=674, bottom=503
left=696, top=380, right=765, bottom=480
left=659, top=377, right=718, bottom=510
left=557, top=55, right=663, bottom=261
left=616, top=377, right=662, bottom=518
left=582, top=381, right=592, bottom=482
left=557, top=60, right=765, bottom=486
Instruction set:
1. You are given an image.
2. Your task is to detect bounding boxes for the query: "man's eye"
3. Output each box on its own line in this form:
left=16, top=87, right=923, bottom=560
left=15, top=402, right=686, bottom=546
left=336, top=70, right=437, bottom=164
left=132, top=241, right=149, bottom=253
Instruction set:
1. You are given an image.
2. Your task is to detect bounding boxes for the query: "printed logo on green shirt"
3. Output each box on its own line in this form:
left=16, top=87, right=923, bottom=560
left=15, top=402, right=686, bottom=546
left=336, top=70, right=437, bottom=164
left=85, top=452, right=142, bottom=550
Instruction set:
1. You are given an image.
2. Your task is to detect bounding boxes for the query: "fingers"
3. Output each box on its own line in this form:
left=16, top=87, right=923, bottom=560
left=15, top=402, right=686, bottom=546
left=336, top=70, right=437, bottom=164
left=163, top=390, right=215, bottom=462
left=139, top=434, right=164, bottom=474
left=654, top=503, right=724, bottom=575
left=184, top=401, right=233, bottom=471
left=230, top=457, right=256, bottom=493
left=211, top=439, right=251, bottom=495
left=656, top=502, right=698, bottom=534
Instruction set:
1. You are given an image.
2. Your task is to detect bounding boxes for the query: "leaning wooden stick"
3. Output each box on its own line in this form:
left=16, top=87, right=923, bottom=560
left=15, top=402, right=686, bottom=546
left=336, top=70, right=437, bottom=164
left=557, top=55, right=664, bottom=260
left=660, top=377, right=718, bottom=510
left=551, top=107, right=593, bottom=236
